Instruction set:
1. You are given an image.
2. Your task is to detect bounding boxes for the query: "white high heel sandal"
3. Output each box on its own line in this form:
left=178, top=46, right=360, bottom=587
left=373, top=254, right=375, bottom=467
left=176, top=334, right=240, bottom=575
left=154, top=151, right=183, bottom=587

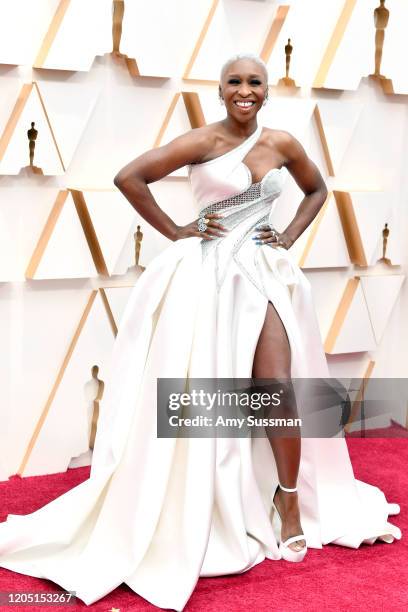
left=271, top=483, right=307, bottom=562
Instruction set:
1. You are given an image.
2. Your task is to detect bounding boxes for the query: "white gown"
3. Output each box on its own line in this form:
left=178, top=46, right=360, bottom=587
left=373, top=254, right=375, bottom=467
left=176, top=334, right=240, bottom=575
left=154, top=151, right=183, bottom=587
left=0, top=124, right=401, bottom=611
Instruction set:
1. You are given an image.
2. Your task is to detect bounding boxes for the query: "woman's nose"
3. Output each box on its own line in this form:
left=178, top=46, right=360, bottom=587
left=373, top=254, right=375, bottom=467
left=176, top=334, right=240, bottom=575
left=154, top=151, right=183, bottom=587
left=238, top=84, right=252, bottom=97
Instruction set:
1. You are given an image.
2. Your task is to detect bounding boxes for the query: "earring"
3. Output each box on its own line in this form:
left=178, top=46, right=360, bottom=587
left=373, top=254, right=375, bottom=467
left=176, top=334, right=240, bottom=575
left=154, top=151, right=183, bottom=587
left=219, top=95, right=224, bottom=106
left=262, top=96, right=269, bottom=106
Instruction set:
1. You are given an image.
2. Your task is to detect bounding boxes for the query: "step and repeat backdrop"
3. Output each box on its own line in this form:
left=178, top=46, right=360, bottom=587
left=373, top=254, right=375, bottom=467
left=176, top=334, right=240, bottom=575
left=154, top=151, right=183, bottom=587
left=0, top=0, right=407, bottom=478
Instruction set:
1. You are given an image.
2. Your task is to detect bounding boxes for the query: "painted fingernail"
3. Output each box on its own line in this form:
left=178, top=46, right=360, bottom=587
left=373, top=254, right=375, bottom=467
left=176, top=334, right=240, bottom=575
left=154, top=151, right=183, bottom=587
left=255, top=240, right=262, bottom=245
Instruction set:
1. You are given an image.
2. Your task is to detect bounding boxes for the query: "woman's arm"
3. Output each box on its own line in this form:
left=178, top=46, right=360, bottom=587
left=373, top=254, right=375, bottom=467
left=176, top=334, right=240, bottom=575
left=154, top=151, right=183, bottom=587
left=278, top=131, right=328, bottom=247
left=113, top=129, right=220, bottom=241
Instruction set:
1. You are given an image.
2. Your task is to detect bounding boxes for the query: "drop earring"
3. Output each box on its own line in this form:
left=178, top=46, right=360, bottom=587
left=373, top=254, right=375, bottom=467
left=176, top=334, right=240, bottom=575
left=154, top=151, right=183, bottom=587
left=219, top=95, right=225, bottom=106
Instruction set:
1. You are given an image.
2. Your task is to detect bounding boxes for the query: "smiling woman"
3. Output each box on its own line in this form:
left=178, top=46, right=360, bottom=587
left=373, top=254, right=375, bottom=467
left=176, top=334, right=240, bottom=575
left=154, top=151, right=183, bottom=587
left=220, top=52, right=268, bottom=112
left=0, top=52, right=401, bottom=612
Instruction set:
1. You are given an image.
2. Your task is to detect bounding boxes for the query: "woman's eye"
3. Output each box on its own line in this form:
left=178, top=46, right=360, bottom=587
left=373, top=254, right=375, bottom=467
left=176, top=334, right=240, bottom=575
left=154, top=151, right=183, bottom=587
left=228, top=79, right=262, bottom=85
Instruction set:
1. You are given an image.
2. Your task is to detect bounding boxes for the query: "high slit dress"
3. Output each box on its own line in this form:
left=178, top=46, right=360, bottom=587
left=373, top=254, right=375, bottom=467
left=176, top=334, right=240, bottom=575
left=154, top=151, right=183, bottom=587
left=0, top=124, right=401, bottom=611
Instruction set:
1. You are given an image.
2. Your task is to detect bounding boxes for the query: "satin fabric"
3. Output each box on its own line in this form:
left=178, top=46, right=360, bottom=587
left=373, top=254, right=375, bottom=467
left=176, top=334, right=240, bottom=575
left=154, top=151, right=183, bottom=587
left=0, top=124, right=401, bottom=611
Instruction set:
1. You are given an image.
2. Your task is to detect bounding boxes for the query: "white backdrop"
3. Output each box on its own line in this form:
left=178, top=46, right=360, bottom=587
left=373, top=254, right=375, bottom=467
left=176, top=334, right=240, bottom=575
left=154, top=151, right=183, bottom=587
left=0, top=0, right=407, bottom=479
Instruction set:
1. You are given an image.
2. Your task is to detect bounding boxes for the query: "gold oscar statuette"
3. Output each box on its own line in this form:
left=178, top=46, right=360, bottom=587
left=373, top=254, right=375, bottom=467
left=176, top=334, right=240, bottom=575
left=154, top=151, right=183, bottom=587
left=89, top=365, right=104, bottom=450
left=134, top=224, right=143, bottom=266
left=20, top=121, right=43, bottom=175
left=112, top=0, right=125, bottom=57
left=68, top=365, right=104, bottom=468
left=277, top=38, right=298, bottom=88
left=109, top=2, right=140, bottom=77
left=368, top=1, right=394, bottom=93
left=377, top=222, right=392, bottom=265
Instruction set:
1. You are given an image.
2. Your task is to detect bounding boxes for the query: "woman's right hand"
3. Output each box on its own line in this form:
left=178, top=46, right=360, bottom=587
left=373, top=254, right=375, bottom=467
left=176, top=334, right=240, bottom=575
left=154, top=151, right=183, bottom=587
left=173, top=213, right=229, bottom=241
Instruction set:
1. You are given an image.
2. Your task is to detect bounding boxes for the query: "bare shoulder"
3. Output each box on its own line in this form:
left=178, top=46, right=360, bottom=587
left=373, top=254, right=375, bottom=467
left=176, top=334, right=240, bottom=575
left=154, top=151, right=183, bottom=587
left=179, top=121, right=229, bottom=164
left=163, top=124, right=217, bottom=164
left=114, top=124, right=220, bottom=185
left=262, top=128, right=306, bottom=164
left=262, top=128, right=327, bottom=194
left=184, top=124, right=218, bottom=163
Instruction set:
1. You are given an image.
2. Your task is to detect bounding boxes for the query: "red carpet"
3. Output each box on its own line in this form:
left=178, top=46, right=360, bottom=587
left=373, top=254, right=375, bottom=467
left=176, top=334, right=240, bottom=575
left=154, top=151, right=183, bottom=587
left=0, top=435, right=406, bottom=611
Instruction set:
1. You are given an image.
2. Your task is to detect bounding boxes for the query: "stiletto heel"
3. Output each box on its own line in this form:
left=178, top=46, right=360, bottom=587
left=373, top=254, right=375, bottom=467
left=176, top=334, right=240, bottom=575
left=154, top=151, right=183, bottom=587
left=271, top=483, right=307, bottom=563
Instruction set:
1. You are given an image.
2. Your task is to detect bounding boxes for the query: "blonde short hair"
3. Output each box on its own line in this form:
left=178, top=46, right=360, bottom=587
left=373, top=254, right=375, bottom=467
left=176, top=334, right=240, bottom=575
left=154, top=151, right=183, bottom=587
left=220, top=52, right=268, bottom=83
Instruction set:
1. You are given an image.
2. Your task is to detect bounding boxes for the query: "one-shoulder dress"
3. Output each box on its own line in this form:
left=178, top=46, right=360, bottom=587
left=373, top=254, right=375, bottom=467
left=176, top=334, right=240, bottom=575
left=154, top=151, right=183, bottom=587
left=0, top=124, right=401, bottom=611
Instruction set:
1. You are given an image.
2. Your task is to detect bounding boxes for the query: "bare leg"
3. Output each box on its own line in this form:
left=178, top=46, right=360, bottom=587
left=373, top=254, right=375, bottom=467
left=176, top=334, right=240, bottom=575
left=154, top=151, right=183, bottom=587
left=252, top=300, right=305, bottom=551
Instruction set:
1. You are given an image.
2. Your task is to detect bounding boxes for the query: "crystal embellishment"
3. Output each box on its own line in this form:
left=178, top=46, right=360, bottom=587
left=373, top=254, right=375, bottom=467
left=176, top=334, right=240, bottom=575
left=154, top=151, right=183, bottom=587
left=197, top=179, right=282, bottom=297
left=199, top=182, right=262, bottom=217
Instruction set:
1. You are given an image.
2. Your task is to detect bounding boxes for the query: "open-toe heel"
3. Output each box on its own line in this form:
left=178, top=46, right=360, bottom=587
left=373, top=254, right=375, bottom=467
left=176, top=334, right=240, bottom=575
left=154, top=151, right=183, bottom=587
left=271, top=483, right=307, bottom=563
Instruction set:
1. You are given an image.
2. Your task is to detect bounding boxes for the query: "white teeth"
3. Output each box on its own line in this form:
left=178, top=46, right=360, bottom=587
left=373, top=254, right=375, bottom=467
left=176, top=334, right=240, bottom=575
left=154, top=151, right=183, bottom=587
left=235, top=101, right=254, bottom=107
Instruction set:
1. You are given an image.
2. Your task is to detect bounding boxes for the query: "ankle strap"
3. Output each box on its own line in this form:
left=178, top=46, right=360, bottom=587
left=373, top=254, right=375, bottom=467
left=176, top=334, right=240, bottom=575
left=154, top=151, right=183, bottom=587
left=279, top=483, right=298, bottom=493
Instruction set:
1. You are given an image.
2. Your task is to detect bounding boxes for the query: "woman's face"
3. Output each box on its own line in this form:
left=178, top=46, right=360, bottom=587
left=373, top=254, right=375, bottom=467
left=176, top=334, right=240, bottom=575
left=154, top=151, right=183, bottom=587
left=219, top=59, right=268, bottom=120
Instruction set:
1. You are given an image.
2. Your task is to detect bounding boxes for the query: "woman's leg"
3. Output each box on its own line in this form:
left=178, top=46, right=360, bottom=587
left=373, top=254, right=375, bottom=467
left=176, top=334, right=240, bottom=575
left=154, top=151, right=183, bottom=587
left=252, top=300, right=305, bottom=551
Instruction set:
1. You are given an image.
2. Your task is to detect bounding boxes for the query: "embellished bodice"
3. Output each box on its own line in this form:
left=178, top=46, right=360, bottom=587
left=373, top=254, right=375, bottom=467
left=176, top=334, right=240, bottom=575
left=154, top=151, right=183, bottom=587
left=186, top=125, right=290, bottom=297
left=187, top=125, right=286, bottom=208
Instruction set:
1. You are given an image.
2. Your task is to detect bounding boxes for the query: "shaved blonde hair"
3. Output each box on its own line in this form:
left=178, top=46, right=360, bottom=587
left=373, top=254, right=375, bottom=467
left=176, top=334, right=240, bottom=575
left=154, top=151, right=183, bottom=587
left=220, top=53, right=269, bottom=83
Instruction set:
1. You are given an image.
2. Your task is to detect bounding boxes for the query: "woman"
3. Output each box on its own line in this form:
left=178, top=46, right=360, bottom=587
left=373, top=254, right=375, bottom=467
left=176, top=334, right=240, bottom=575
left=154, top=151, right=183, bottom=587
left=0, top=53, right=401, bottom=611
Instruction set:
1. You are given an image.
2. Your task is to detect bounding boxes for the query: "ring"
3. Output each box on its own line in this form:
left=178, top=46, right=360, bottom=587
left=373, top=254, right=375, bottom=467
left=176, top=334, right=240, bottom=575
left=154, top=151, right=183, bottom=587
left=197, top=216, right=209, bottom=232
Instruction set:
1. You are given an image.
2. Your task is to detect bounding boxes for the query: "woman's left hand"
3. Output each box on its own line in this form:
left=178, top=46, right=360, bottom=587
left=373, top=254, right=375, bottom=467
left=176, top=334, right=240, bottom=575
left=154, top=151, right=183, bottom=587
left=252, top=224, right=294, bottom=250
